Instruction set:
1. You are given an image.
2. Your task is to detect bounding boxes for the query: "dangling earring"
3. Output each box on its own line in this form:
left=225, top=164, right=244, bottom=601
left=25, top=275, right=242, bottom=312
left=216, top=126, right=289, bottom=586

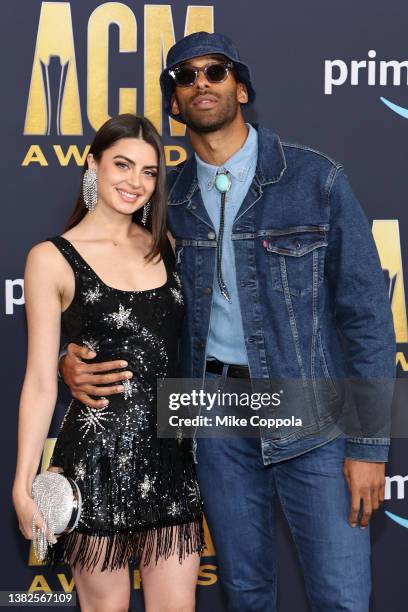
left=83, top=169, right=98, bottom=212
left=142, top=201, right=151, bottom=226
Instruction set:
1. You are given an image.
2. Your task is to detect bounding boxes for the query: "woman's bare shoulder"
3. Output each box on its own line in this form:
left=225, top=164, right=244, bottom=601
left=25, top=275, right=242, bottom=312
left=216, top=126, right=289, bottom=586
left=27, top=239, right=58, bottom=260
left=25, top=240, right=70, bottom=280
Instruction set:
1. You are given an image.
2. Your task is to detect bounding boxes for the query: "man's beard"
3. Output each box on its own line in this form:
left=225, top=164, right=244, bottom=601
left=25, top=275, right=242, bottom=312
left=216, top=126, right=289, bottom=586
left=178, top=91, right=240, bottom=133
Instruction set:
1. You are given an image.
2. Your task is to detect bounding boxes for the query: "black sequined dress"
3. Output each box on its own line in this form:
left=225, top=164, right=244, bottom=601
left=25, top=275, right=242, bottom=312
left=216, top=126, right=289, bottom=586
left=45, top=236, right=204, bottom=571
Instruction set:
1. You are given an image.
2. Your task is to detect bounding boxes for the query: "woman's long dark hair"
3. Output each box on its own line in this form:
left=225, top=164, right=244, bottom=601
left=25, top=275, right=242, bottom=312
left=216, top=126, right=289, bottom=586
left=65, top=114, right=168, bottom=261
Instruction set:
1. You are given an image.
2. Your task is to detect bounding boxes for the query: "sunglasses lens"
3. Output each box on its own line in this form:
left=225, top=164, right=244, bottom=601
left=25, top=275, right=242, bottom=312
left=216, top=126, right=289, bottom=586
left=206, top=63, right=229, bottom=82
left=172, top=63, right=231, bottom=87
left=174, top=67, right=196, bottom=86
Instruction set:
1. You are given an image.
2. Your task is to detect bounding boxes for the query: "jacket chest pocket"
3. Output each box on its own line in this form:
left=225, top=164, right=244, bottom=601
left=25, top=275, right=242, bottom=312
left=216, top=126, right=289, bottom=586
left=263, top=225, right=329, bottom=297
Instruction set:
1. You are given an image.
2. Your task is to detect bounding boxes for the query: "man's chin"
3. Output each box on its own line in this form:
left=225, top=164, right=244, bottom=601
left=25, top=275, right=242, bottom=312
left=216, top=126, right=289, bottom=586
left=184, top=113, right=231, bottom=134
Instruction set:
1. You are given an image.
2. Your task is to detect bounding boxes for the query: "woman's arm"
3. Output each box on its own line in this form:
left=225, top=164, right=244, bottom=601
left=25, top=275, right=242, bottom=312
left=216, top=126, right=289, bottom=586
left=12, top=242, right=63, bottom=539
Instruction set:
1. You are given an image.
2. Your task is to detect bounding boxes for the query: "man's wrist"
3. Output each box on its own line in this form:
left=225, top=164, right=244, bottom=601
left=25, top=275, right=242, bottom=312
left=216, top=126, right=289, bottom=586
left=345, top=438, right=390, bottom=463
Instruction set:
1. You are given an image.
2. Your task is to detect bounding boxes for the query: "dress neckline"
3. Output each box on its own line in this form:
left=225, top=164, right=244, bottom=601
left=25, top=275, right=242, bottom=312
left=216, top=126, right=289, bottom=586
left=58, top=235, right=170, bottom=294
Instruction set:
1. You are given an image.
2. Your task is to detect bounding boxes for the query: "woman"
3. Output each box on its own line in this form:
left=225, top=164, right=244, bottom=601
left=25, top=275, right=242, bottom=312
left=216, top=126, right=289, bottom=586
left=12, top=114, right=204, bottom=612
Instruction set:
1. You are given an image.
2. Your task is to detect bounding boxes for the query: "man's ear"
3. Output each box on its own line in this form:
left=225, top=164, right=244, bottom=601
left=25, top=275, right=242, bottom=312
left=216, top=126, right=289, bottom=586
left=237, top=82, right=249, bottom=104
left=171, top=92, right=180, bottom=116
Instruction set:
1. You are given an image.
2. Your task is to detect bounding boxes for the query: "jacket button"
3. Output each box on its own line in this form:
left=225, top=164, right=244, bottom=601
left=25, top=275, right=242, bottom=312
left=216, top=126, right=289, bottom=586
left=203, top=287, right=212, bottom=295
left=208, top=231, right=216, bottom=240
left=295, top=241, right=301, bottom=250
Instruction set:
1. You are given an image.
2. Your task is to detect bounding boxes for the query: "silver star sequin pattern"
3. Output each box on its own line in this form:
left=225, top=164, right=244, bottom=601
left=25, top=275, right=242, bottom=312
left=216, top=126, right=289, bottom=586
left=118, top=453, right=132, bottom=469
left=170, top=287, right=183, bottom=305
left=83, top=286, right=102, bottom=304
left=78, top=405, right=114, bottom=436
left=173, top=271, right=181, bottom=287
left=105, top=303, right=132, bottom=329
left=74, top=460, right=86, bottom=480
left=113, top=510, right=127, bottom=526
left=122, top=378, right=136, bottom=400
left=186, top=482, right=200, bottom=505
left=168, top=501, right=180, bottom=517
left=139, top=474, right=156, bottom=499
left=83, top=338, right=99, bottom=353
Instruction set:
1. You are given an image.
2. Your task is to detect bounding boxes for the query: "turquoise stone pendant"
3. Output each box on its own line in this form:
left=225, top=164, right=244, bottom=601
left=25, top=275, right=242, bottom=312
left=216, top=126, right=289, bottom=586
left=215, top=171, right=231, bottom=193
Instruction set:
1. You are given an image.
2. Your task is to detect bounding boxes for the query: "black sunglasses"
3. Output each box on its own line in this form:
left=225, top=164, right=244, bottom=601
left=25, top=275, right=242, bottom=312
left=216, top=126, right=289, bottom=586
left=169, top=61, right=234, bottom=87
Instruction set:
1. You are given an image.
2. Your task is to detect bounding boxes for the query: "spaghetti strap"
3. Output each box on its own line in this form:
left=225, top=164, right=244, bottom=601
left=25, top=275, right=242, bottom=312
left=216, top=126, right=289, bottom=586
left=46, top=235, right=84, bottom=276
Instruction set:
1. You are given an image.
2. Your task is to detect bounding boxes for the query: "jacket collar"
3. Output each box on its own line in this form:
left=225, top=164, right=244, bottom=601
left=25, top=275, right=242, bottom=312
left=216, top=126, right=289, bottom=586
left=168, top=123, right=287, bottom=205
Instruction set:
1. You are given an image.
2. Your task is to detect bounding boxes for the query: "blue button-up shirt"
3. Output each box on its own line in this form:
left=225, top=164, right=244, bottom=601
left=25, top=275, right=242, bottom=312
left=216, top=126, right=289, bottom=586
left=195, top=124, right=258, bottom=365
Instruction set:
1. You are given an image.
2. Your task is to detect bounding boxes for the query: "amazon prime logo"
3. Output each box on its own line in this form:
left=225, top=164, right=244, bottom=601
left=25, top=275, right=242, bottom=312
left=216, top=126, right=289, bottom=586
left=385, top=474, right=408, bottom=528
left=324, top=50, right=408, bottom=119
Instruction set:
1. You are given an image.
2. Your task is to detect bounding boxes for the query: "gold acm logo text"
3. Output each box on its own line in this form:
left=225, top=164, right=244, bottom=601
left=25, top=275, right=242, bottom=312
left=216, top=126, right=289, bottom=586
left=24, top=2, right=214, bottom=137
left=372, top=220, right=408, bottom=370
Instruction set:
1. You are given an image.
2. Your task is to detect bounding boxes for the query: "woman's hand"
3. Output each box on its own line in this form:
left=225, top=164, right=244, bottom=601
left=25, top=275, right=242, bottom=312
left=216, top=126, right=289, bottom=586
left=12, top=489, right=56, bottom=544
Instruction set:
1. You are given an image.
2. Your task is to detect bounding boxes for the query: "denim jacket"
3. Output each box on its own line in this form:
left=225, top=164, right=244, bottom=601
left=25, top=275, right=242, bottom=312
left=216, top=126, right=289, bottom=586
left=166, top=124, right=396, bottom=463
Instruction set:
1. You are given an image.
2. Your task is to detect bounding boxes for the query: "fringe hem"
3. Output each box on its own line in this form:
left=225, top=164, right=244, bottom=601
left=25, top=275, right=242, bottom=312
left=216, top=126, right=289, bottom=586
left=44, top=514, right=204, bottom=573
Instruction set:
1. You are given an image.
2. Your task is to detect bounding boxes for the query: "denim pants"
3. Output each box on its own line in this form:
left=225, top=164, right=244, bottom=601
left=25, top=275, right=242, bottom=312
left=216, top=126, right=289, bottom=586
left=195, top=372, right=371, bottom=612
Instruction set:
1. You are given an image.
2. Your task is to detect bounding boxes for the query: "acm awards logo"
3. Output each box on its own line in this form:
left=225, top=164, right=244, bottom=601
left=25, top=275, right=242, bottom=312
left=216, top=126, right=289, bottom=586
left=372, top=221, right=408, bottom=351
left=22, top=1, right=214, bottom=167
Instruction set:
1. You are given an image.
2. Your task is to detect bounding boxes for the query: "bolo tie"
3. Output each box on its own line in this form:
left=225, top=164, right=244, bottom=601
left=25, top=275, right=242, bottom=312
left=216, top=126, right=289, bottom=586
left=214, top=169, right=232, bottom=302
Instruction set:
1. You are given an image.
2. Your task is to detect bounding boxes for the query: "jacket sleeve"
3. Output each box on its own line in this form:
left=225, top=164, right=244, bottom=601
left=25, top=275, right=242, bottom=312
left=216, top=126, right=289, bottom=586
left=325, top=166, right=396, bottom=462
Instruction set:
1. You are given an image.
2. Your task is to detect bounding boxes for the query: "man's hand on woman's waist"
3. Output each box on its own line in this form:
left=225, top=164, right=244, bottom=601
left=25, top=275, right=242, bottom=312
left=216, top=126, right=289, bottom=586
left=59, top=342, right=133, bottom=408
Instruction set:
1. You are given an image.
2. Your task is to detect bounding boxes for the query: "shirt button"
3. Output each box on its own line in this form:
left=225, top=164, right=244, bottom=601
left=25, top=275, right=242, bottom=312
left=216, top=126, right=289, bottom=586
left=208, top=231, right=216, bottom=240
left=203, top=287, right=212, bottom=295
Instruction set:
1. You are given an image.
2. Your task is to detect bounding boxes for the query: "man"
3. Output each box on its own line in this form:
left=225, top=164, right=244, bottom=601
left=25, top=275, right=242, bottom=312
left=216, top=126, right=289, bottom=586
left=61, top=32, right=395, bottom=611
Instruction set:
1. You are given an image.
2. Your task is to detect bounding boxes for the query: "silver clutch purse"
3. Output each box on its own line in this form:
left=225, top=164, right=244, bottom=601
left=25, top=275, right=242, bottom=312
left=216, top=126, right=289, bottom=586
left=31, top=470, right=82, bottom=561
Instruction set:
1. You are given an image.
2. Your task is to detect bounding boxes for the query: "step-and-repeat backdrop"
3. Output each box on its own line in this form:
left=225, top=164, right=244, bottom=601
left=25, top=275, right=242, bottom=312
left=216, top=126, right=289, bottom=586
left=1, top=1, right=408, bottom=610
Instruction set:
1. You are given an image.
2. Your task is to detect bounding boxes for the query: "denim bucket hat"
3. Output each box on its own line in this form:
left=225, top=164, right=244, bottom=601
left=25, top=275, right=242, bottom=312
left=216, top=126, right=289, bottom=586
left=160, top=31, right=256, bottom=123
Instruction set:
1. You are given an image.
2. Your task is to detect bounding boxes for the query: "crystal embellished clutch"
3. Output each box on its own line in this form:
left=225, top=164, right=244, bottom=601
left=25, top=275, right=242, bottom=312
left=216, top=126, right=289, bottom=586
left=31, top=470, right=82, bottom=561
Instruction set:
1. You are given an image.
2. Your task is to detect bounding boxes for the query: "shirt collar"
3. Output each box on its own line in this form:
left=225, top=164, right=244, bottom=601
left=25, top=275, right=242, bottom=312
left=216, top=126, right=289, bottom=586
left=195, top=123, right=258, bottom=190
